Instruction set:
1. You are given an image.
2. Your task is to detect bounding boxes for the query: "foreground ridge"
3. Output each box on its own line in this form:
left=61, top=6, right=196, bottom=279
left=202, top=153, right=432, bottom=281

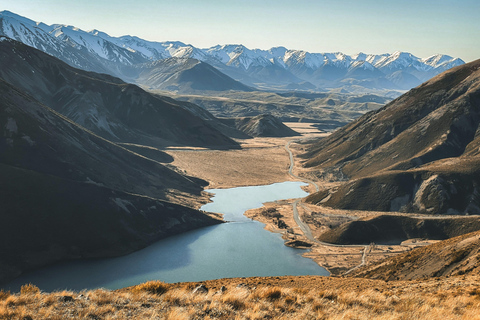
left=2, top=275, right=479, bottom=319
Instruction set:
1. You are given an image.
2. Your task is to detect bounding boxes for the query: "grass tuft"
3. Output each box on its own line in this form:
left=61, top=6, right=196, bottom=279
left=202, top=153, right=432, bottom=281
left=130, top=280, right=169, bottom=295
left=0, top=290, right=10, bottom=301
left=20, top=284, right=40, bottom=295
left=262, top=287, right=282, bottom=301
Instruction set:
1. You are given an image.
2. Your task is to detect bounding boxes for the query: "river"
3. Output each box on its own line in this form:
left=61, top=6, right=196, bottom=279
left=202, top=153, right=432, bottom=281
left=2, top=181, right=328, bottom=292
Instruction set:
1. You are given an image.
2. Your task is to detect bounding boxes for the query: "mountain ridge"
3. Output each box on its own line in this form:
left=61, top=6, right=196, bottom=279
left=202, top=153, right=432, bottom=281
left=303, top=59, right=480, bottom=214
left=0, top=10, right=465, bottom=92
left=0, top=36, right=240, bottom=149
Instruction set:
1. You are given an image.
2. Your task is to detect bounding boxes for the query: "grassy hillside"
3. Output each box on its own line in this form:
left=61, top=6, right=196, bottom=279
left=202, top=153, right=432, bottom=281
left=2, top=274, right=480, bottom=319
left=349, top=230, right=480, bottom=281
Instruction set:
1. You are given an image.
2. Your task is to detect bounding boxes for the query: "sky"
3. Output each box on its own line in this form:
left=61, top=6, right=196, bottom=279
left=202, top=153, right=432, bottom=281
left=1, top=0, right=479, bottom=62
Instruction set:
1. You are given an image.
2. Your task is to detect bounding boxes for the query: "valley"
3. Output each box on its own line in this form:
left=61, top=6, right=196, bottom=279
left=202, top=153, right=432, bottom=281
left=161, top=122, right=476, bottom=276
left=1, top=6, right=480, bottom=319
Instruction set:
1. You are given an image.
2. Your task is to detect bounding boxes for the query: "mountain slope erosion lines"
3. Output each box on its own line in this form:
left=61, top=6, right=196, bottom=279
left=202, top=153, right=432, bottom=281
left=304, top=59, right=480, bottom=215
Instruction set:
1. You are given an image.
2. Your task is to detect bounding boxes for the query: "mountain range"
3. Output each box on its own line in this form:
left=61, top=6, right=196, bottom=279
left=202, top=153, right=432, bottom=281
left=0, top=10, right=465, bottom=93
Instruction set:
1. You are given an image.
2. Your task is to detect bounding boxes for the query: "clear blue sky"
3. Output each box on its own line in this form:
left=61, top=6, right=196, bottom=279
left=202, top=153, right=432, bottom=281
left=2, top=0, right=479, bottom=61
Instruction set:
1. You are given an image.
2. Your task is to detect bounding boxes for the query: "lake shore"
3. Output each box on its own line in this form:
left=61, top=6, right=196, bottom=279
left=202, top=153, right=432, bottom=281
left=165, top=123, right=439, bottom=276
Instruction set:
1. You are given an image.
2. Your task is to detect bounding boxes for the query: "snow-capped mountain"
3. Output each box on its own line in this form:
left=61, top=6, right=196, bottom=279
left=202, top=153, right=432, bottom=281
left=0, top=10, right=466, bottom=92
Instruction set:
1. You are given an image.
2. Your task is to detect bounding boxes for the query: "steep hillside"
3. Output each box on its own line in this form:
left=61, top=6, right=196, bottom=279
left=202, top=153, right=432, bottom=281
left=0, top=75, right=221, bottom=284
left=0, top=37, right=238, bottom=149
left=349, top=230, right=480, bottom=280
left=304, top=59, right=480, bottom=214
left=317, top=215, right=480, bottom=245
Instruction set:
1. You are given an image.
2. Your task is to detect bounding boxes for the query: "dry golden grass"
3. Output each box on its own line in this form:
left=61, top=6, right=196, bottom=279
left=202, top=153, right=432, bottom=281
left=2, top=276, right=480, bottom=319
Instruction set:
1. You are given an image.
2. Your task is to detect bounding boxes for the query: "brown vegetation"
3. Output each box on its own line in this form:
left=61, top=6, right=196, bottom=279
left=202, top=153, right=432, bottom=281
left=349, top=230, right=480, bottom=281
left=3, top=275, right=480, bottom=319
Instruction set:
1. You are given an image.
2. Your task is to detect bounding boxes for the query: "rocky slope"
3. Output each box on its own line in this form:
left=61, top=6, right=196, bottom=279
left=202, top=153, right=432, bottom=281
left=0, top=37, right=239, bottom=149
left=304, top=59, right=480, bottom=214
left=349, top=230, right=480, bottom=280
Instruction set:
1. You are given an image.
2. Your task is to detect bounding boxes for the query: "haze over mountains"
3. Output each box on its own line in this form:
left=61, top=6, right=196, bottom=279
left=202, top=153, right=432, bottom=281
left=0, top=10, right=465, bottom=93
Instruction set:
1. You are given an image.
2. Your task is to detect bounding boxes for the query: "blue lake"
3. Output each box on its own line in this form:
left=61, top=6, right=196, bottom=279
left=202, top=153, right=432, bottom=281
left=2, top=181, right=328, bottom=292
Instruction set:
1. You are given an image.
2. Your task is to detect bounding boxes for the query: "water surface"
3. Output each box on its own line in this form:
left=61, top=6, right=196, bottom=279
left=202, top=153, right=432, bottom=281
left=2, top=181, right=328, bottom=292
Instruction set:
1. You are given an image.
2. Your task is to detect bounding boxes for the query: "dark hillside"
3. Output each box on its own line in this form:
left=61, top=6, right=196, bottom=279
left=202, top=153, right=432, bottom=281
left=304, top=59, right=480, bottom=178
left=128, top=57, right=253, bottom=93
left=0, top=37, right=238, bottom=149
left=0, top=74, right=221, bottom=284
left=318, top=215, right=480, bottom=245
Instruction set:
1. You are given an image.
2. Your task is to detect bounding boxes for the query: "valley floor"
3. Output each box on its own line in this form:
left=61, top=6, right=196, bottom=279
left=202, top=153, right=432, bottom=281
left=164, top=123, right=328, bottom=190
left=166, top=122, right=439, bottom=275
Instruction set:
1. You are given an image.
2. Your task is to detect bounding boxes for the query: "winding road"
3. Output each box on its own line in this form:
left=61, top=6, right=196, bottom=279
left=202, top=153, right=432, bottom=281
left=285, top=140, right=319, bottom=192
left=285, top=139, right=369, bottom=273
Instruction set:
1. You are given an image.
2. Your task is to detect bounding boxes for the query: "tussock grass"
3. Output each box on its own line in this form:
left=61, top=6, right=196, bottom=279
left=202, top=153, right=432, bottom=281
left=2, top=278, right=480, bottom=319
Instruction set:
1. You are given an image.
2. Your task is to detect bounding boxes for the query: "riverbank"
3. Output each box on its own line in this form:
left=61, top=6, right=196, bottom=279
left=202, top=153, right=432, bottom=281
left=230, top=124, right=438, bottom=275
left=164, top=123, right=327, bottom=191
left=244, top=202, right=437, bottom=275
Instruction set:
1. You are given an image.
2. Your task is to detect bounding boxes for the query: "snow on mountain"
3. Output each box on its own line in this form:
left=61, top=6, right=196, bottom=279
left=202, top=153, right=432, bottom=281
left=0, top=10, right=466, bottom=92
left=49, top=24, right=146, bottom=65
left=284, top=50, right=326, bottom=69
left=203, top=44, right=273, bottom=69
left=374, top=51, right=424, bottom=70
left=349, top=60, right=375, bottom=71
left=421, top=54, right=464, bottom=70
left=422, top=54, right=454, bottom=67
left=0, top=11, right=62, bottom=53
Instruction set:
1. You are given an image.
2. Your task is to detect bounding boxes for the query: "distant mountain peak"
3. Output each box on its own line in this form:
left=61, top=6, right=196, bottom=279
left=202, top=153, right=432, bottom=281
left=0, top=10, right=466, bottom=92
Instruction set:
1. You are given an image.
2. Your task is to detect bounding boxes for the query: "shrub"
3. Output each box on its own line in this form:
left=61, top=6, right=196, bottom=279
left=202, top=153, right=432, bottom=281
left=20, top=284, right=40, bottom=295
left=261, top=208, right=282, bottom=218
left=0, top=290, right=10, bottom=300
left=222, top=295, right=245, bottom=310
left=131, top=281, right=169, bottom=295
left=263, top=287, right=282, bottom=301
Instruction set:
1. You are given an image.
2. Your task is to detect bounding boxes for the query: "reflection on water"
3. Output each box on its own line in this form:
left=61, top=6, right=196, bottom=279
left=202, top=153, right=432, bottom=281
left=2, top=181, right=328, bottom=292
